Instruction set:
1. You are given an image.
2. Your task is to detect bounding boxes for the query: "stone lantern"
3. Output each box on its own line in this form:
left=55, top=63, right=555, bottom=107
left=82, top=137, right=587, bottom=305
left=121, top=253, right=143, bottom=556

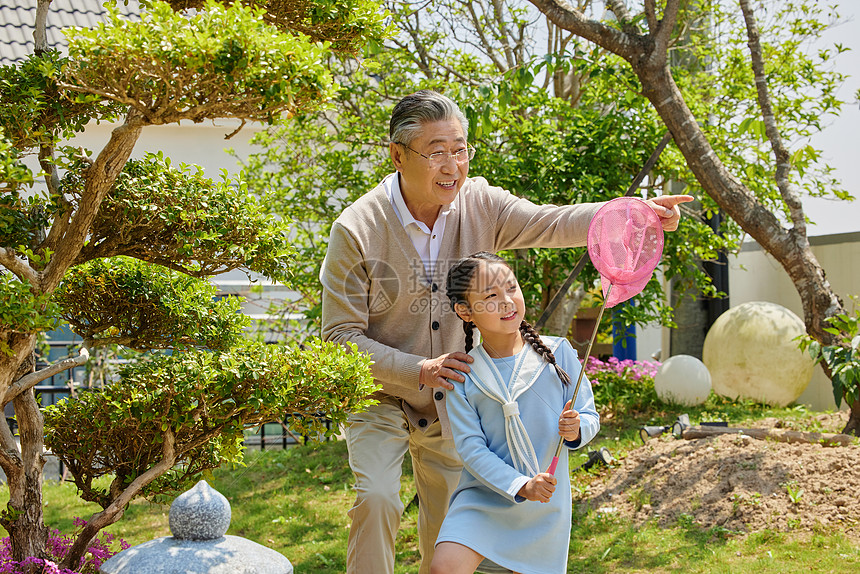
left=100, top=480, right=293, bottom=574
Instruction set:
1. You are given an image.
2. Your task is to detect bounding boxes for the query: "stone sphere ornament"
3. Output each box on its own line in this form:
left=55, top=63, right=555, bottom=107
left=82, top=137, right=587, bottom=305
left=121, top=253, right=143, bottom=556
left=654, top=354, right=712, bottom=406
left=702, top=301, right=815, bottom=407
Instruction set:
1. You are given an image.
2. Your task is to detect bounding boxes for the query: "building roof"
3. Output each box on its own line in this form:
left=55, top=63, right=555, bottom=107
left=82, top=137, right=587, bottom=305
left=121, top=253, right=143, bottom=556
left=0, top=0, right=140, bottom=66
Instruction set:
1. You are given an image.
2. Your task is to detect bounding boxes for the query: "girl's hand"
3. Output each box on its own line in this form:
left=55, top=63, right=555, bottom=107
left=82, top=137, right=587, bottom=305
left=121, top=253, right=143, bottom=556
left=558, top=399, right=581, bottom=442
left=517, top=473, right=557, bottom=503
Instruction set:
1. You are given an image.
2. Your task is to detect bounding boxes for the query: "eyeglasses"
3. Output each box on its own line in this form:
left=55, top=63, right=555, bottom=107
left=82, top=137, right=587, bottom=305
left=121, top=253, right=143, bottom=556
left=397, top=143, right=475, bottom=168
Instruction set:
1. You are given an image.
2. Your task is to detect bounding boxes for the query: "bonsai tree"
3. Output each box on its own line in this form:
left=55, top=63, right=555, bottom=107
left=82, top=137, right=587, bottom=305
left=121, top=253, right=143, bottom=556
left=0, top=0, right=386, bottom=569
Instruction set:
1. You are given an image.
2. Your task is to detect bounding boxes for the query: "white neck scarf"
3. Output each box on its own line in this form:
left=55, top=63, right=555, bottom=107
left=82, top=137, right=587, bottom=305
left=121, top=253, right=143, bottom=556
left=468, top=338, right=562, bottom=478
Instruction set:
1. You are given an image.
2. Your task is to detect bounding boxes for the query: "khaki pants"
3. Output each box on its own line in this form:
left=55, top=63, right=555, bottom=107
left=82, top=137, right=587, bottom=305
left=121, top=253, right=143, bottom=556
left=345, top=397, right=463, bottom=574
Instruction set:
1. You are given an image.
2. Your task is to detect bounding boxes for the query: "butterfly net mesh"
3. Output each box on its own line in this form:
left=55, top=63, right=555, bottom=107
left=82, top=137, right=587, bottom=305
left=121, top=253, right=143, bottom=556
left=586, top=197, right=664, bottom=308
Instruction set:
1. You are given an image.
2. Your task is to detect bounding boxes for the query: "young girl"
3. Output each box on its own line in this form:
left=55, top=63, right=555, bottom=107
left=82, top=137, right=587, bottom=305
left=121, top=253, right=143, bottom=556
left=431, top=252, right=600, bottom=574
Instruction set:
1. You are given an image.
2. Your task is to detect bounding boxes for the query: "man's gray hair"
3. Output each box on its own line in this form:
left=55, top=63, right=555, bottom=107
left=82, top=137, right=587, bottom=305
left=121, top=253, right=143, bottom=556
left=389, top=90, right=469, bottom=147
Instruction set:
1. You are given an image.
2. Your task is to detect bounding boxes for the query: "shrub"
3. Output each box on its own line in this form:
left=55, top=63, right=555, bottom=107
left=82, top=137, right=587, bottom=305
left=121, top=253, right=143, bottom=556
left=584, top=356, right=662, bottom=417
left=0, top=519, right=128, bottom=574
left=798, top=308, right=859, bottom=408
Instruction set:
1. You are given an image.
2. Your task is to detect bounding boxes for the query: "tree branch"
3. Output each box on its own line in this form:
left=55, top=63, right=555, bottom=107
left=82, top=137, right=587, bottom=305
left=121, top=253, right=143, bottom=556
left=62, top=429, right=177, bottom=570
left=39, top=114, right=144, bottom=292
left=42, top=196, right=74, bottom=256
left=527, top=0, right=640, bottom=61
left=739, top=0, right=806, bottom=233
left=3, top=344, right=90, bottom=405
left=44, top=149, right=91, bottom=255
left=606, top=0, right=639, bottom=35
left=0, top=416, right=21, bottom=472
left=38, top=146, right=60, bottom=197
left=34, top=0, right=51, bottom=55
left=388, top=37, right=481, bottom=84
left=464, top=1, right=510, bottom=72
left=653, top=0, right=681, bottom=56
left=644, top=0, right=658, bottom=31
left=0, top=249, right=39, bottom=285
left=490, top=0, right=518, bottom=69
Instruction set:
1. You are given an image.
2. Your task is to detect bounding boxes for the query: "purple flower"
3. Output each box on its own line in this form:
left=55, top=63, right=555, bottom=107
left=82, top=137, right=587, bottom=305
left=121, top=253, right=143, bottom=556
left=0, top=519, right=128, bottom=574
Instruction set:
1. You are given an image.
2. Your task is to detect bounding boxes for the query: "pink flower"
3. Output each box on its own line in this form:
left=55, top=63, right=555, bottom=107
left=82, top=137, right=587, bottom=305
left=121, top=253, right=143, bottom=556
left=0, top=519, right=128, bottom=574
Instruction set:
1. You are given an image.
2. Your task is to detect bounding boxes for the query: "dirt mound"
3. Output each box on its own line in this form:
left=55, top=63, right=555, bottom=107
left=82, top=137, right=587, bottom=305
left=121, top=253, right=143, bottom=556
left=579, top=412, right=860, bottom=540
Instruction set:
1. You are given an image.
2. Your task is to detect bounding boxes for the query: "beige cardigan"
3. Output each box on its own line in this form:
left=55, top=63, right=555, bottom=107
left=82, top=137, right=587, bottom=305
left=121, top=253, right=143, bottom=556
left=320, top=175, right=601, bottom=437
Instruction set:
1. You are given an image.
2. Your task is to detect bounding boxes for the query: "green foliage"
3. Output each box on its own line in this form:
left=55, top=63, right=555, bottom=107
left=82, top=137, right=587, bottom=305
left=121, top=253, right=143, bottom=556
left=670, top=0, right=850, bottom=216
left=0, top=130, right=45, bottom=251
left=783, top=480, right=805, bottom=505
left=0, top=131, right=31, bottom=185
left=0, top=0, right=389, bottom=565
left=0, top=275, right=59, bottom=354
left=152, top=0, right=391, bottom=53
left=54, top=257, right=249, bottom=351
left=61, top=152, right=295, bottom=281
left=243, top=0, right=849, bottom=337
left=240, top=9, right=686, bottom=335
left=798, top=305, right=860, bottom=407
left=584, top=357, right=662, bottom=418
left=0, top=51, right=122, bottom=151
left=457, top=71, right=675, bottom=323
left=64, top=0, right=344, bottom=124
left=43, top=339, right=378, bottom=507
left=236, top=97, right=390, bottom=337
left=0, top=193, right=48, bottom=255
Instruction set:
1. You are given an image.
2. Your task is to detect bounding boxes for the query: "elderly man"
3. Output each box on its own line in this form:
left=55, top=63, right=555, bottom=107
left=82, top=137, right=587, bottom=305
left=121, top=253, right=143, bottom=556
left=320, top=90, right=690, bottom=574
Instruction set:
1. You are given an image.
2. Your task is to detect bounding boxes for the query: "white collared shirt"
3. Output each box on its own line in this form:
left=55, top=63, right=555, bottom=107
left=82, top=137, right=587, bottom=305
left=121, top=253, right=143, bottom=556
left=384, top=173, right=455, bottom=282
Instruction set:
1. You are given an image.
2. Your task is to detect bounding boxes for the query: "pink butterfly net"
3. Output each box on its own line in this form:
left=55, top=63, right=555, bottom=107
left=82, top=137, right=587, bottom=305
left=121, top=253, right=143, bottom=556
left=547, top=197, right=665, bottom=477
left=587, top=197, right=664, bottom=308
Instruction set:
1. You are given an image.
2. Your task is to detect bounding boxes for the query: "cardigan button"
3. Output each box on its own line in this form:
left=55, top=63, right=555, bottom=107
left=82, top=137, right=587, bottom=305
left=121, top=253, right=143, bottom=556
left=431, top=283, right=438, bottom=292
left=418, top=418, right=428, bottom=428
left=434, top=391, right=444, bottom=401
left=431, top=321, right=440, bottom=330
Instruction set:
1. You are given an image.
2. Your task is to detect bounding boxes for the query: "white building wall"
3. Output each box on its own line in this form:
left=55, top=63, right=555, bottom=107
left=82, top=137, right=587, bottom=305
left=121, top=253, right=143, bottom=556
left=68, top=120, right=261, bottom=177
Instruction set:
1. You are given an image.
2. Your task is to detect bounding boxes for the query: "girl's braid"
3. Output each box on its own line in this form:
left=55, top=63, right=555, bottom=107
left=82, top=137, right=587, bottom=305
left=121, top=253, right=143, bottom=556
left=463, top=320, right=476, bottom=353
left=519, top=320, right=572, bottom=386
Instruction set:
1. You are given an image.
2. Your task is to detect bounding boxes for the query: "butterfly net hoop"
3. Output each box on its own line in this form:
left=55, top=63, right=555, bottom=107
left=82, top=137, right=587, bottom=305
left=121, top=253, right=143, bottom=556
left=587, top=197, right=664, bottom=308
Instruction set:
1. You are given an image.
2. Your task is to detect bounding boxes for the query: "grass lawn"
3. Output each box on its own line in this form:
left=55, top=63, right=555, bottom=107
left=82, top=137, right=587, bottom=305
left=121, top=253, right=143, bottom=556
left=3, top=399, right=858, bottom=573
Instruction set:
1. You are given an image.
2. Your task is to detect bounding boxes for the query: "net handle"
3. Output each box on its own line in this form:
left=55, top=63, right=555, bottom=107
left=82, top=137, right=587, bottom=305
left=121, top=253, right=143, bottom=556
left=547, top=283, right=612, bottom=476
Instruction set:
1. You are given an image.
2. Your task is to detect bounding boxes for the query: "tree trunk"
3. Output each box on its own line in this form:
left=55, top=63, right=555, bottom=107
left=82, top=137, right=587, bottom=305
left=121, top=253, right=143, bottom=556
left=41, top=115, right=143, bottom=291
left=844, top=399, right=860, bottom=436
left=528, top=0, right=854, bottom=433
left=5, top=391, right=49, bottom=562
left=542, top=285, right=585, bottom=337
left=0, top=335, right=49, bottom=562
left=634, top=61, right=845, bottom=333
left=62, top=506, right=126, bottom=571
left=61, top=429, right=177, bottom=569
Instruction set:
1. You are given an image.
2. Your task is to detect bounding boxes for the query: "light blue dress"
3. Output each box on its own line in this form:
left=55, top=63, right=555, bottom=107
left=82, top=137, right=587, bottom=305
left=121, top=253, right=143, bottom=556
left=436, top=337, right=599, bottom=574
